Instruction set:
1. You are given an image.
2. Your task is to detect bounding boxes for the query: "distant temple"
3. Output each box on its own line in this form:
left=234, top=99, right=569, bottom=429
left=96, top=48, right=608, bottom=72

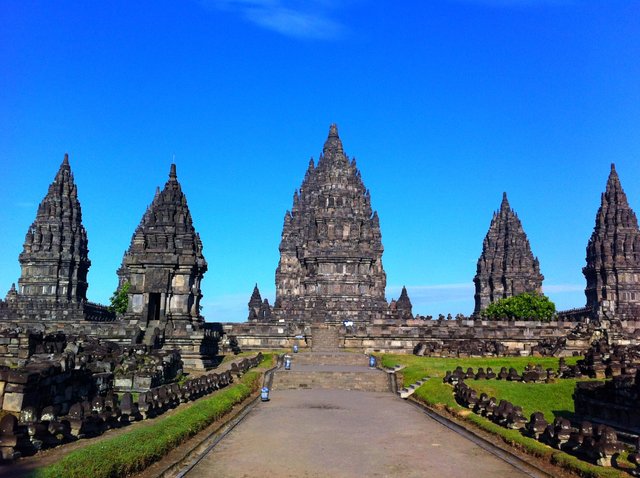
left=118, top=164, right=216, bottom=367
left=18, top=154, right=91, bottom=304
left=473, top=193, right=543, bottom=314
left=2, top=155, right=112, bottom=323
left=583, top=164, right=640, bottom=320
left=247, top=284, right=272, bottom=322
left=269, top=124, right=389, bottom=323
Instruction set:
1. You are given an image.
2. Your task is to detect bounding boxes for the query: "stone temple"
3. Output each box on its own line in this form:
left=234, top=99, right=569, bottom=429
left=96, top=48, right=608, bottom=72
left=270, top=124, right=389, bottom=324
left=473, top=192, right=543, bottom=314
left=584, top=164, right=640, bottom=320
left=117, top=164, right=216, bottom=367
left=2, top=154, right=112, bottom=324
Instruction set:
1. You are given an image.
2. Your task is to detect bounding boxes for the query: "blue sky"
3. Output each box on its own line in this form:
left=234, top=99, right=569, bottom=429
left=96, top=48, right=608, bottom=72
left=1, top=1, right=639, bottom=321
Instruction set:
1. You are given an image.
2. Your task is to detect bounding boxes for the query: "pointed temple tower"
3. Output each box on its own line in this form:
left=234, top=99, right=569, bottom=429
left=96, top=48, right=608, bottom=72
left=583, top=164, right=640, bottom=320
left=118, top=164, right=215, bottom=367
left=395, top=286, right=413, bottom=320
left=272, top=124, right=388, bottom=323
left=18, top=154, right=91, bottom=304
left=473, top=193, right=544, bottom=314
left=247, top=284, right=262, bottom=322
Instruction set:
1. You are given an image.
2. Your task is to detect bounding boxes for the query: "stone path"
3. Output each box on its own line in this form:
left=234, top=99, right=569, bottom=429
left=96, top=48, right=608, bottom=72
left=184, top=389, right=531, bottom=478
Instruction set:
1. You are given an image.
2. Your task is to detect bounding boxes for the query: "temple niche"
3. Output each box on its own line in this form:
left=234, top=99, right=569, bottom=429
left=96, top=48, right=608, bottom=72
left=272, top=124, right=388, bottom=323
left=584, top=164, right=640, bottom=320
left=118, top=164, right=215, bottom=367
left=473, top=193, right=544, bottom=314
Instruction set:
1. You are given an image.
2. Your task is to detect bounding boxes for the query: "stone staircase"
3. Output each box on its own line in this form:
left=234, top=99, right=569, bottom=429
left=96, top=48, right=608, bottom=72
left=311, top=325, right=342, bottom=351
left=271, top=351, right=389, bottom=392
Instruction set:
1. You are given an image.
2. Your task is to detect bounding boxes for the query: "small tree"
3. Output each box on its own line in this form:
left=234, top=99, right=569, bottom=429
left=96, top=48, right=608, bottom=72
left=108, top=282, right=130, bottom=315
left=482, top=292, right=556, bottom=321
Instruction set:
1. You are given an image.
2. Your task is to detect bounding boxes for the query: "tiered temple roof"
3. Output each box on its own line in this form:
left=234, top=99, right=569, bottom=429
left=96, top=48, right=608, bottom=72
left=273, top=124, right=388, bottom=323
left=473, top=193, right=543, bottom=314
left=118, top=164, right=207, bottom=326
left=584, top=164, right=640, bottom=319
left=18, top=154, right=90, bottom=303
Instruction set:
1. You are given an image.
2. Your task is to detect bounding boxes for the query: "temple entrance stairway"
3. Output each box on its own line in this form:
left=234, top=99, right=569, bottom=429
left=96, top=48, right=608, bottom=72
left=310, top=324, right=342, bottom=351
left=271, top=351, right=390, bottom=392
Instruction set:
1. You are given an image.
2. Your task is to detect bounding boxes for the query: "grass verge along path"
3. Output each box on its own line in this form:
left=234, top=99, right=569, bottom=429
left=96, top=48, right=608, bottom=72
left=381, top=354, right=630, bottom=478
left=32, top=354, right=273, bottom=478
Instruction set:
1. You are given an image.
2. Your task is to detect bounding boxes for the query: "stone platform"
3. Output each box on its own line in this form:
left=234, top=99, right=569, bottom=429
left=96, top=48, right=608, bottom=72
left=271, top=351, right=389, bottom=392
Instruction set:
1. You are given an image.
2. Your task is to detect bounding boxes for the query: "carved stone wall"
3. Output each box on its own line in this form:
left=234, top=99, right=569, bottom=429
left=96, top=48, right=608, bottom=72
left=584, top=164, right=640, bottom=320
left=18, top=154, right=90, bottom=304
left=117, top=164, right=215, bottom=367
left=273, top=125, right=388, bottom=323
left=473, top=193, right=543, bottom=314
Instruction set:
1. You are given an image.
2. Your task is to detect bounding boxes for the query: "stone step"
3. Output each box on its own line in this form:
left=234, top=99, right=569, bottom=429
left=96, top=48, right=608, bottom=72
left=272, top=370, right=389, bottom=392
left=311, top=326, right=342, bottom=351
left=291, top=352, right=369, bottom=367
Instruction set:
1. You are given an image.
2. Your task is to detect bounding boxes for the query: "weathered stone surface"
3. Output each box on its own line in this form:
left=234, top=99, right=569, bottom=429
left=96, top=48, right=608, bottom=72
left=117, top=164, right=216, bottom=366
left=18, top=154, right=90, bottom=304
left=584, top=164, right=640, bottom=320
left=272, top=125, right=387, bottom=323
left=473, top=193, right=543, bottom=314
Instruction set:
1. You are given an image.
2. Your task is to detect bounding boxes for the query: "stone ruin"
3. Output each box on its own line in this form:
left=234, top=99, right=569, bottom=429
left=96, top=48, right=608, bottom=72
left=117, top=164, right=217, bottom=368
left=584, top=164, right=640, bottom=321
left=0, top=157, right=218, bottom=369
left=0, top=351, right=262, bottom=462
left=473, top=192, right=543, bottom=315
left=231, top=153, right=640, bottom=356
left=450, top=363, right=622, bottom=467
left=268, top=124, right=391, bottom=324
left=573, top=341, right=640, bottom=435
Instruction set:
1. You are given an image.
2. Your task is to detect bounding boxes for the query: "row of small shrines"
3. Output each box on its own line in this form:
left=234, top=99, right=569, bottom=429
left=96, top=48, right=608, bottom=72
left=0, top=126, right=639, bottom=365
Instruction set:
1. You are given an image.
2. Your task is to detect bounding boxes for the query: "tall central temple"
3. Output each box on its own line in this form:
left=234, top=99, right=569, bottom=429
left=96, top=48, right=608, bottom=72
left=271, top=125, right=388, bottom=323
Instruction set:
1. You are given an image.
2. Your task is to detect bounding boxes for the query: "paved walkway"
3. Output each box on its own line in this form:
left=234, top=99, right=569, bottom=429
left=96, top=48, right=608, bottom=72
left=185, top=389, right=530, bottom=478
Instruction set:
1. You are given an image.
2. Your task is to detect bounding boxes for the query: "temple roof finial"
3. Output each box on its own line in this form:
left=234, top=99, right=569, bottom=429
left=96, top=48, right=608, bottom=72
left=60, top=153, right=70, bottom=171
left=169, top=163, right=177, bottom=181
left=329, top=123, right=339, bottom=138
left=501, top=192, right=509, bottom=208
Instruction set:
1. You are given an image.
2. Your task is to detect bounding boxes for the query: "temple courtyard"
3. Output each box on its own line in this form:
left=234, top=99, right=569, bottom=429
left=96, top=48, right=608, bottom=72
left=184, top=388, right=532, bottom=478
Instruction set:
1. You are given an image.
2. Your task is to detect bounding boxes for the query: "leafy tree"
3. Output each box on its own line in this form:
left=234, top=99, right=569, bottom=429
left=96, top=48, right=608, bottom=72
left=482, top=292, right=556, bottom=321
left=108, top=282, right=130, bottom=315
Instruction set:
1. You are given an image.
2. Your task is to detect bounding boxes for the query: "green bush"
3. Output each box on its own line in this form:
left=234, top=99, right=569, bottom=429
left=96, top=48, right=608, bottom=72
left=482, top=292, right=556, bottom=321
left=108, top=282, right=130, bottom=315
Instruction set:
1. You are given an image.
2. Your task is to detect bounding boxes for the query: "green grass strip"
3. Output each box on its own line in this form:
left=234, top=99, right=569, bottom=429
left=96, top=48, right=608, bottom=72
left=383, top=354, right=631, bottom=478
left=33, top=368, right=265, bottom=478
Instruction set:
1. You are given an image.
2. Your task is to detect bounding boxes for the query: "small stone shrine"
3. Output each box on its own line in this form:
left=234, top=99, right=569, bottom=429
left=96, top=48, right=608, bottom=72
left=117, top=164, right=216, bottom=368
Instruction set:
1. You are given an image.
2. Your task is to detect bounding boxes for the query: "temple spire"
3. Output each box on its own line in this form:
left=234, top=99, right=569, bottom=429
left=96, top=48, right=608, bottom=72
left=169, top=163, right=177, bottom=182
left=473, top=193, right=543, bottom=314
left=274, top=125, right=387, bottom=323
left=584, top=164, right=640, bottom=319
left=321, top=123, right=345, bottom=163
left=500, top=192, right=510, bottom=210
left=18, top=154, right=90, bottom=303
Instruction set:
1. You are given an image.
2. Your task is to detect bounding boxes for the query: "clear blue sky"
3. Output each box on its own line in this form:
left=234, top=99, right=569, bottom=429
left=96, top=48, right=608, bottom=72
left=1, top=1, right=639, bottom=322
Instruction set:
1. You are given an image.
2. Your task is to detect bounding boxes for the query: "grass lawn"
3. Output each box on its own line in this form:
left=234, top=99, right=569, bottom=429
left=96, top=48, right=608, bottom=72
left=380, top=354, right=582, bottom=415
left=379, top=354, right=630, bottom=478
left=470, top=378, right=592, bottom=422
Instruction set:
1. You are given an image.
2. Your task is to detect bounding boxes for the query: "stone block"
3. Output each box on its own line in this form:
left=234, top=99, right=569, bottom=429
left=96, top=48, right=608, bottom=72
left=3, top=392, right=25, bottom=412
